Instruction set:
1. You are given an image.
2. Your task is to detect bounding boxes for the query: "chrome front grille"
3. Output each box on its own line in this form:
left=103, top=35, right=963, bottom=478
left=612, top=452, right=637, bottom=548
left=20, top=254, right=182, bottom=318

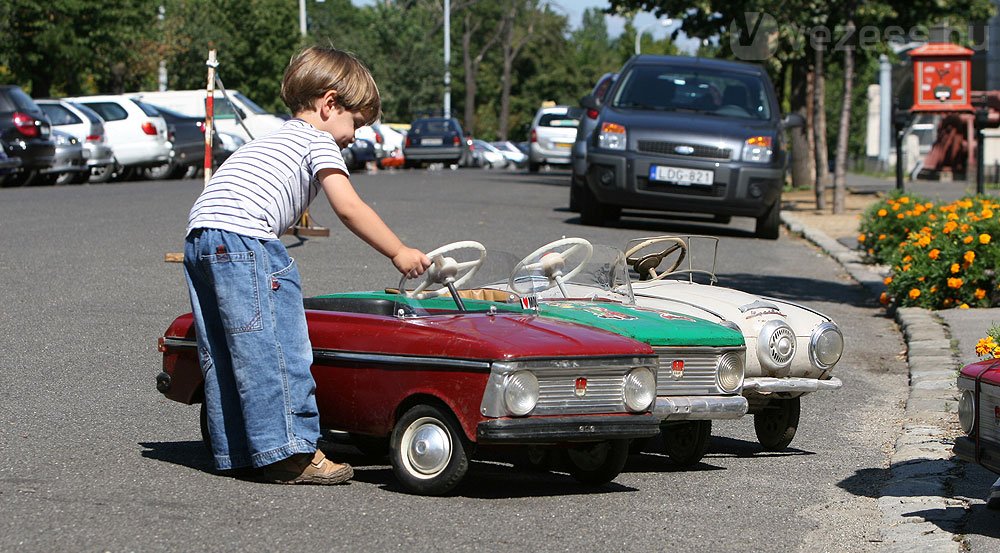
left=653, top=347, right=723, bottom=396
left=980, top=381, right=1000, bottom=444
left=637, top=140, right=732, bottom=160
left=534, top=366, right=627, bottom=414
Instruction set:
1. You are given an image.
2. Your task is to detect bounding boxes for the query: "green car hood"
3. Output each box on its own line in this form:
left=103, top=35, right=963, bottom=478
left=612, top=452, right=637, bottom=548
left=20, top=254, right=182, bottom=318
left=537, top=300, right=743, bottom=347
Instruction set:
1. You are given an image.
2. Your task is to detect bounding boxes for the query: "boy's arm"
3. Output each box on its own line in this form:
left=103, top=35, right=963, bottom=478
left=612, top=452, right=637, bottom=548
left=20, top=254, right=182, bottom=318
left=318, top=168, right=430, bottom=276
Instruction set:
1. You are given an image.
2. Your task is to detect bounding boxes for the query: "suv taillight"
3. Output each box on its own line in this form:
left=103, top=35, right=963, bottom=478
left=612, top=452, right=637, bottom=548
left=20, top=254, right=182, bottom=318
left=530, top=129, right=537, bottom=143
left=141, top=121, right=157, bottom=135
left=197, top=121, right=206, bottom=133
left=85, top=134, right=102, bottom=143
left=404, top=135, right=411, bottom=147
left=586, top=108, right=599, bottom=119
left=452, top=135, right=460, bottom=146
left=375, top=130, right=383, bottom=144
left=12, top=112, right=39, bottom=138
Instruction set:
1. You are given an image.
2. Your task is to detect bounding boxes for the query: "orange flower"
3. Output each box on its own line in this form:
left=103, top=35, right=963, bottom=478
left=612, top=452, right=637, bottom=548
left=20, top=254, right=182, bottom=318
left=983, top=208, right=994, bottom=219
left=877, top=208, right=888, bottom=217
left=964, top=251, right=976, bottom=264
left=903, top=264, right=912, bottom=272
left=951, top=263, right=961, bottom=274
left=908, top=288, right=921, bottom=299
left=879, top=292, right=889, bottom=305
left=858, top=233, right=866, bottom=243
left=897, top=213, right=904, bottom=220
left=902, top=255, right=912, bottom=263
left=975, top=288, right=987, bottom=300
left=963, top=235, right=974, bottom=244
left=943, top=221, right=958, bottom=233
left=899, top=196, right=911, bottom=204
left=928, top=249, right=940, bottom=260
left=883, top=276, right=893, bottom=285
left=878, top=234, right=886, bottom=241
left=981, top=233, right=992, bottom=244
left=948, top=277, right=963, bottom=289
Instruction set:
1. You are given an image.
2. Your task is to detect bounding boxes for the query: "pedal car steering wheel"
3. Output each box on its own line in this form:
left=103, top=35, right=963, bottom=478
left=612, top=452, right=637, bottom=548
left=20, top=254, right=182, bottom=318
left=403, top=241, right=487, bottom=299
left=624, top=236, right=688, bottom=281
left=509, top=237, right=594, bottom=296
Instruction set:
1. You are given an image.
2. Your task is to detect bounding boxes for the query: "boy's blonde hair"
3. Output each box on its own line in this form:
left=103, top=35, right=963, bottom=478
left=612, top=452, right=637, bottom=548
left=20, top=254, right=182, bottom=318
left=281, top=46, right=381, bottom=125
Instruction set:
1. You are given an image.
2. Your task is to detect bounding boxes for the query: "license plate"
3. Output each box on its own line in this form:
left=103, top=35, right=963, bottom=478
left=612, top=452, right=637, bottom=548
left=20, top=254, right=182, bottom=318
left=555, top=142, right=572, bottom=149
left=422, top=137, right=442, bottom=146
left=648, top=165, right=714, bottom=186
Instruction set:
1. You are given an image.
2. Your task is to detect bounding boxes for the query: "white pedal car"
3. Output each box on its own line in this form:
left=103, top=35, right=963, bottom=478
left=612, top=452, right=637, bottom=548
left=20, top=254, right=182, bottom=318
left=623, top=235, right=843, bottom=450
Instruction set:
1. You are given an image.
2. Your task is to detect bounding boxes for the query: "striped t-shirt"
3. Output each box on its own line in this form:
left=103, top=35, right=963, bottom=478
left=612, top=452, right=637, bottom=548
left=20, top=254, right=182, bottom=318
left=186, top=119, right=349, bottom=239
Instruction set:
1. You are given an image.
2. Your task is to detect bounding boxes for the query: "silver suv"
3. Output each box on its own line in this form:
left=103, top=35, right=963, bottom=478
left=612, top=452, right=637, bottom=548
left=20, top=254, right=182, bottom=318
left=578, top=55, right=802, bottom=239
left=527, top=105, right=581, bottom=172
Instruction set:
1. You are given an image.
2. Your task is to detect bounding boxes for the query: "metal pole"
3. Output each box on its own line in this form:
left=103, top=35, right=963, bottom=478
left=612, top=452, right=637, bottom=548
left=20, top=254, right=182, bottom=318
left=976, top=107, right=986, bottom=195
left=299, top=0, right=307, bottom=37
left=443, top=0, right=451, bottom=117
left=878, top=55, right=891, bottom=169
left=204, top=49, right=217, bottom=187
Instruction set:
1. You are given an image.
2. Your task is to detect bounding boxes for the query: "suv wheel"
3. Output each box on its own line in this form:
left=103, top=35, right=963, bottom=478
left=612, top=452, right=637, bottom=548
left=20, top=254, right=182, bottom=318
left=528, top=161, right=540, bottom=173
left=756, top=198, right=781, bottom=240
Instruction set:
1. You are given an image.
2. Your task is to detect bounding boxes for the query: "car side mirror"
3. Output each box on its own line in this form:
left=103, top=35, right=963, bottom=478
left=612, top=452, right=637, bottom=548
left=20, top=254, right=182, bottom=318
left=580, top=94, right=599, bottom=110
left=782, top=113, right=805, bottom=128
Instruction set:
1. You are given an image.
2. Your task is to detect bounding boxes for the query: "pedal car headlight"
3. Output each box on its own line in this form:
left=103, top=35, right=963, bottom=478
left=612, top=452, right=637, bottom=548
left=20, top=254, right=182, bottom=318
left=716, top=351, right=745, bottom=393
left=623, top=367, right=656, bottom=412
left=503, top=371, right=539, bottom=416
left=810, top=322, right=844, bottom=370
left=758, top=320, right=796, bottom=371
left=959, top=389, right=976, bottom=435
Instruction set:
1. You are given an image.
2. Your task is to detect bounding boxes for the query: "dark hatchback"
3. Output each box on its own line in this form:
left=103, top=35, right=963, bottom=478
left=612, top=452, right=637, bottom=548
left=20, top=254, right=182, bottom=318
left=142, top=104, right=227, bottom=180
left=0, top=85, right=56, bottom=186
left=577, top=55, right=802, bottom=239
left=402, top=117, right=466, bottom=168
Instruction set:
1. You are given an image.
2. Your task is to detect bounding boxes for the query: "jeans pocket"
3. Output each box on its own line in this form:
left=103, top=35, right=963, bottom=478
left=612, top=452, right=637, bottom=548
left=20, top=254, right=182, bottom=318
left=203, top=250, right=263, bottom=335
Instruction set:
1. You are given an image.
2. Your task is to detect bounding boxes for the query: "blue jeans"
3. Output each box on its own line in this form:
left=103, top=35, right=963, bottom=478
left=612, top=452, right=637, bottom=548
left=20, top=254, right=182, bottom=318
left=183, top=228, right=319, bottom=470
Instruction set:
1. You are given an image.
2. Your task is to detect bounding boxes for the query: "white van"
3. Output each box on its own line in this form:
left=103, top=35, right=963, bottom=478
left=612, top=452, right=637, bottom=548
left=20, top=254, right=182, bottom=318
left=131, top=89, right=285, bottom=141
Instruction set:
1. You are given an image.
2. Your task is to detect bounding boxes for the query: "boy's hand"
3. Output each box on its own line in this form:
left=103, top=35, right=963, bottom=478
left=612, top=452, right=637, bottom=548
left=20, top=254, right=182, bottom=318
left=393, top=247, right=432, bottom=278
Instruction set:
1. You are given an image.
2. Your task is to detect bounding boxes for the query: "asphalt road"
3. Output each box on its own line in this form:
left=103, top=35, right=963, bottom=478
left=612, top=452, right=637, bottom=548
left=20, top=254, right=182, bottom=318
left=0, top=168, right=908, bottom=552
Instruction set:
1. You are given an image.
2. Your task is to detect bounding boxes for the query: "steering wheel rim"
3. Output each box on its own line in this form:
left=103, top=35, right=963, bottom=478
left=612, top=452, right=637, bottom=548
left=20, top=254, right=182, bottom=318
left=508, top=237, right=594, bottom=294
left=401, top=241, right=487, bottom=299
left=624, top=236, right=688, bottom=281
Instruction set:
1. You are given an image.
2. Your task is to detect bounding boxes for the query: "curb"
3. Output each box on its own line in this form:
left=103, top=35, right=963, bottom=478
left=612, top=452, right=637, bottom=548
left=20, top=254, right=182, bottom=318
left=781, top=211, right=966, bottom=551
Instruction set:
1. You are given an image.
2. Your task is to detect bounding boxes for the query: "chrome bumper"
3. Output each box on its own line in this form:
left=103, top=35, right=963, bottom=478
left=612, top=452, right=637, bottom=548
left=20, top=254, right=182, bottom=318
left=743, top=376, right=843, bottom=394
left=654, top=395, right=748, bottom=421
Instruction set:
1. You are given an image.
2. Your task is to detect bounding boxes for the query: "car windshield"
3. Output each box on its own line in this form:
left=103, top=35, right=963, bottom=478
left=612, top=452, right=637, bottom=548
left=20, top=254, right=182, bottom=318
left=624, top=235, right=721, bottom=285
left=538, top=111, right=581, bottom=128
left=611, top=65, right=772, bottom=120
left=499, top=244, right=635, bottom=303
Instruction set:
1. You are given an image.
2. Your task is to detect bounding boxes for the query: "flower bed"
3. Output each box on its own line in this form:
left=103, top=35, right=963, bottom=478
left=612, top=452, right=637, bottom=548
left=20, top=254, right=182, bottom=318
left=978, top=323, right=1000, bottom=359
left=858, top=192, right=1000, bottom=309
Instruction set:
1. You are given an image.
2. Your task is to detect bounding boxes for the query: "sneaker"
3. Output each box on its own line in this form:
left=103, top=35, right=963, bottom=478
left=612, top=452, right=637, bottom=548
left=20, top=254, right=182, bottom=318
left=254, top=450, right=353, bottom=485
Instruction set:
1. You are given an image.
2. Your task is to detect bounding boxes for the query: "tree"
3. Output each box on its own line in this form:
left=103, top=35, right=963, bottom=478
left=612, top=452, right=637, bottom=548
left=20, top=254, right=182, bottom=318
left=459, top=1, right=504, bottom=136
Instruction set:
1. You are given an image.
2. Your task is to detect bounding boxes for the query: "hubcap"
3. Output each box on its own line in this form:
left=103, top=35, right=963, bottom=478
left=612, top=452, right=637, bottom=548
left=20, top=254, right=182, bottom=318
left=403, top=417, right=451, bottom=476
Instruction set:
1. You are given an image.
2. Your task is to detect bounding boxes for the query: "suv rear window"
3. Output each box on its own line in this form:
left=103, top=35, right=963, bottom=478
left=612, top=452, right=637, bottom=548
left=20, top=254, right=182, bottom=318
left=0, top=86, right=41, bottom=113
left=612, top=65, right=772, bottom=120
left=411, top=119, right=458, bottom=135
left=40, top=103, right=82, bottom=126
left=131, top=99, right=161, bottom=117
left=70, top=102, right=104, bottom=124
left=538, top=111, right=581, bottom=128
left=83, top=102, right=129, bottom=122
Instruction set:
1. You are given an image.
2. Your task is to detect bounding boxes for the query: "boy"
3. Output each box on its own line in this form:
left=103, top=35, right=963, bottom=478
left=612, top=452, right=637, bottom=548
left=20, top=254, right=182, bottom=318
left=183, top=47, right=430, bottom=485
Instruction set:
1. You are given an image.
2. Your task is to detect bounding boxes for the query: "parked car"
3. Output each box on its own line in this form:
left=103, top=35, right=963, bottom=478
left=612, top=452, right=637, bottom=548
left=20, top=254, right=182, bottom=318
left=156, top=241, right=661, bottom=495
left=132, top=89, right=284, bottom=142
left=622, top=235, right=844, bottom=450
left=64, top=94, right=171, bottom=181
left=341, top=137, right=377, bottom=171
left=402, top=117, right=466, bottom=168
left=577, top=55, right=803, bottom=238
left=571, top=72, right=617, bottom=209
left=0, top=143, right=21, bottom=186
left=954, top=355, right=1000, bottom=506
left=471, top=139, right=508, bottom=169
left=527, top=104, right=582, bottom=172
left=41, top=130, right=88, bottom=185
left=488, top=238, right=748, bottom=466
left=0, top=85, right=56, bottom=187
left=139, top=103, right=228, bottom=180
left=492, top=140, right=527, bottom=168
left=36, top=99, right=115, bottom=183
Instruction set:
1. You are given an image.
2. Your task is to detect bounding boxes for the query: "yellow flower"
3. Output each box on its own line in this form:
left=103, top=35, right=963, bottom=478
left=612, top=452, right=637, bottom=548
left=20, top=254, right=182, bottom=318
left=928, top=249, right=940, bottom=260
left=908, top=288, right=921, bottom=299
left=916, top=235, right=931, bottom=247
left=979, top=337, right=1000, bottom=358
left=960, top=303, right=970, bottom=309
left=948, top=277, right=963, bottom=289
left=963, top=235, right=974, bottom=244
left=947, top=212, right=959, bottom=221
left=980, top=233, right=992, bottom=244
left=975, top=288, right=987, bottom=300
left=878, top=208, right=888, bottom=217
left=983, top=208, right=994, bottom=219
left=964, top=251, right=976, bottom=264
left=951, top=263, right=961, bottom=274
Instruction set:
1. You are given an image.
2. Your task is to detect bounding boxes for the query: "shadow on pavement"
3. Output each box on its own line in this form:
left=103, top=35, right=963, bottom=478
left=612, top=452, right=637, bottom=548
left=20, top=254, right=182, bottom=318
left=139, top=440, right=216, bottom=474
left=721, top=272, right=878, bottom=308
left=566, top=213, right=757, bottom=239
left=837, top=466, right=895, bottom=499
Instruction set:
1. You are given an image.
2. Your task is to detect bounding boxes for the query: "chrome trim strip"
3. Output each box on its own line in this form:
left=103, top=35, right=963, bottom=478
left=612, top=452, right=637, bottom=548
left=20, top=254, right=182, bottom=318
left=631, top=293, right=730, bottom=324
left=162, top=337, right=196, bottom=349
left=313, top=349, right=492, bottom=370
left=654, top=395, right=748, bottom=420
left=742, top=376, right=843, bottom=393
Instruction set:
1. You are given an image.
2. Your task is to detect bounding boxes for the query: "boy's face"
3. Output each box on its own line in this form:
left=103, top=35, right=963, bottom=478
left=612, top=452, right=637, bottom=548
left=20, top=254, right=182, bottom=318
left=326, top=106, right=367, bottom=150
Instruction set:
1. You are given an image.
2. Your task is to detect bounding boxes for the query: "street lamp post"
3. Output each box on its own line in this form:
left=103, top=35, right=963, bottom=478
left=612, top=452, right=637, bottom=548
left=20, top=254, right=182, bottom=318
left=634, top=17, right=673, bottom=55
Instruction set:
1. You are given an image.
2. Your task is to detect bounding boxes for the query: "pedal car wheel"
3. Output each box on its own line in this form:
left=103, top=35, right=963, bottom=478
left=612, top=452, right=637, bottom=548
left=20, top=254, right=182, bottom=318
left=661, top=420, right=711, bottom=466
left=199, top=402, right=211, bottom=452
left=754, top=396, right=800, bottom=451
left=565, top=439, right=629, bottom=485
left=390, top=404, right=469, bottom=496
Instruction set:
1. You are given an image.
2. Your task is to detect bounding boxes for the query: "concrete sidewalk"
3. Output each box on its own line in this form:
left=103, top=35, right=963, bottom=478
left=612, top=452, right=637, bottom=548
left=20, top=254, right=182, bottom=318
left=782, top=174, right=1000, bottom=552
